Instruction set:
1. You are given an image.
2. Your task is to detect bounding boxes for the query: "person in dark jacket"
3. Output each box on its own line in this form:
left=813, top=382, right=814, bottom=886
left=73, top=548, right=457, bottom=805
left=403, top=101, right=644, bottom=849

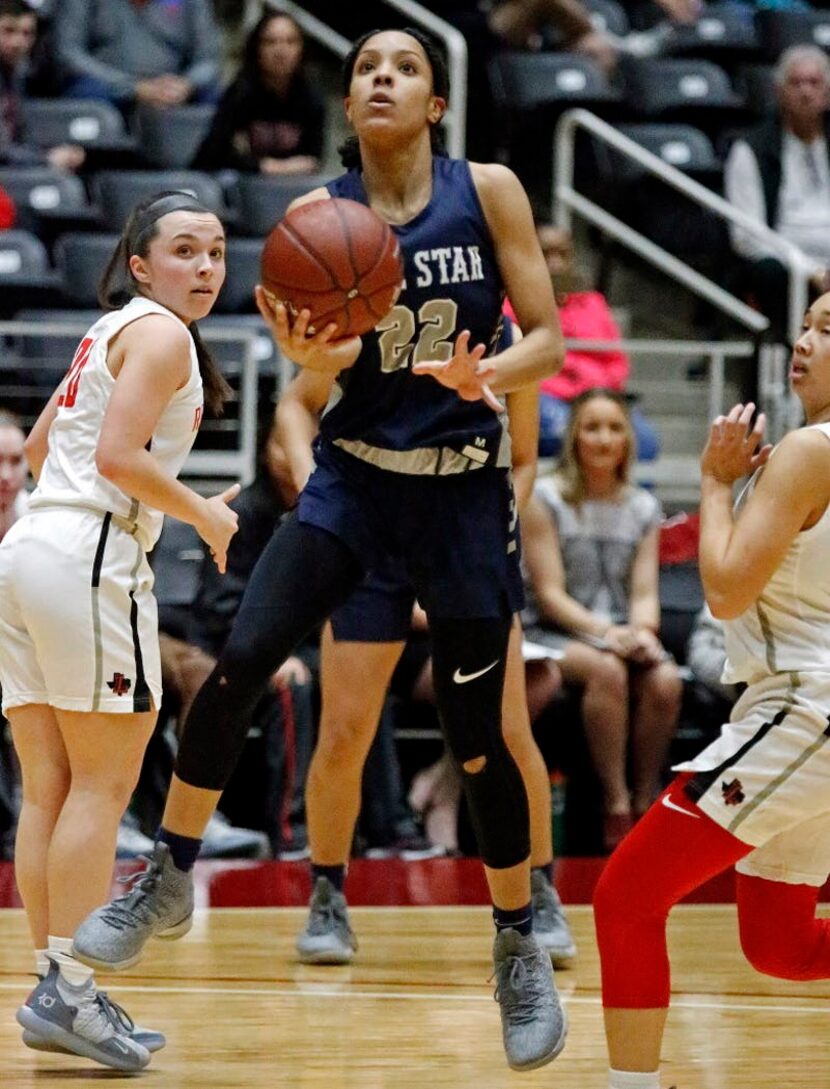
left=193, top=10, right=324, bottom=175
left=725, top=44, right=830, bottom=341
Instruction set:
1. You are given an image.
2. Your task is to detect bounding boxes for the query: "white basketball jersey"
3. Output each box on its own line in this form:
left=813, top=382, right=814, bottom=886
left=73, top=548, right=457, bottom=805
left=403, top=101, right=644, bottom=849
left=722, top=422, right=830, bottom=684
left=29, top=296, right=203, bottom=549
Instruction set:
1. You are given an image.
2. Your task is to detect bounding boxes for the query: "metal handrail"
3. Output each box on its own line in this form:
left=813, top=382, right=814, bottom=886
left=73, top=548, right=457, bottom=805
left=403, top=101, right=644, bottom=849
left=561, top=337, right=756, bottom=423
left=269, top=1, right=467, bottom=158
left=0, top=320, right=262, bottom=484
left=553, top=109, right=809, bottom=343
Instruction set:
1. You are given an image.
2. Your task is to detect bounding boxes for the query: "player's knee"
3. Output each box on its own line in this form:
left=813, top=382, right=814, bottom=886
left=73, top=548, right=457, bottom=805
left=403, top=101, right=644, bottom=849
left=739, top=925, right=813, bottom=980
left=316, top=712, right=376, bottom=766
left=591, top=653, right=628, bottom=697
left=461, top=755, right=486, bottom=774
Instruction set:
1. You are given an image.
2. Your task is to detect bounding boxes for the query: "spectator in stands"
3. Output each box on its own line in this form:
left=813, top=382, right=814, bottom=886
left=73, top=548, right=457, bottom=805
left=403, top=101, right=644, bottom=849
left=0, top=0, right=85, bottom=170
left=522, top=388, right=682, bottom=853
left=193, top=10, right=324, bottom=176
left=686, top=602, right=740, bottom=706
left=725, top=44, right=830, bottom=342
left=506, top=224, right=660, bottom=460
left=54, top=0, right=221, bottom=111
left=0, top=407, right=27, bottom=543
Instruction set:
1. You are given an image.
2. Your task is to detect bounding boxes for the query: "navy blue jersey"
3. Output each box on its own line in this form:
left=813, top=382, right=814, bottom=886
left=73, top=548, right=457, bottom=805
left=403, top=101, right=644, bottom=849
left=320, top=157, right=510, bottom=475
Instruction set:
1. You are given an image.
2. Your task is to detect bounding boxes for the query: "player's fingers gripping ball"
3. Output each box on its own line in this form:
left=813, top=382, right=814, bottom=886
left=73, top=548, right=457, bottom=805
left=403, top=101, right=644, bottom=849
left=260, top=197, right=404, bottom=338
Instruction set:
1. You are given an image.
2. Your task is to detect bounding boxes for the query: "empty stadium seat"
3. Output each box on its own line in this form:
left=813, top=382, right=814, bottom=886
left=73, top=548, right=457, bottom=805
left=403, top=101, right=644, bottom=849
left=229, top=173, right=332, bottom=237
left=0, top=229, right=61, bottom=315
left=214, top=237, right=262, bottom=314
left=136, top=105, right=217, bottom=169
left=668, top=3, right=761, bottom=61
left=0, top=166, right=98, bottom=234
left=585, top=0, right=629, bottom=38
left=91, top=170, right=226, bottom=229
left=22, top=98, right=130, bottom=148
left=756, top=8, right=830, bottom=62
left=54, top=232, right=120, bottom=307
left=489, top=50, right=622, bottom=115
left=620, top=57, right=745, bottom=136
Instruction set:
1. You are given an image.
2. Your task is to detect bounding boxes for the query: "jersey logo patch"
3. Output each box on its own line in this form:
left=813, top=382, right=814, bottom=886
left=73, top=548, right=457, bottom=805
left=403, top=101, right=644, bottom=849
left=107, top=672, right=132, bottom=696
left=721, top=778, right=745, bottom=806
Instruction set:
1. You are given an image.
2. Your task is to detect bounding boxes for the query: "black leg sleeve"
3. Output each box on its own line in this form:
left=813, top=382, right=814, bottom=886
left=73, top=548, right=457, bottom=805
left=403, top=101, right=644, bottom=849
left=430, top=616, right=530, bottom=870
left=175, top=514, right=363, bottom=791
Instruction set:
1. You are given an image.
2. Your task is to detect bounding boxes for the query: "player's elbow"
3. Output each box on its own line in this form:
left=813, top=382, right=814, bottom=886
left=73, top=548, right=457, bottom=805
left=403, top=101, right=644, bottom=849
left=95, top=440, right=129, bottom=484
left=706, top=591, right=746, bottom=622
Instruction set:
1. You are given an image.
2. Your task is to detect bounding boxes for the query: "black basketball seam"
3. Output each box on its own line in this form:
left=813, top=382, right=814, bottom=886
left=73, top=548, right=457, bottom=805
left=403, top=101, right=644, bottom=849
left=282, top=217, right=350, bottom=291
left=358, top=217, right=394, bottom=285
left=330, top=198, right=362, bottom=290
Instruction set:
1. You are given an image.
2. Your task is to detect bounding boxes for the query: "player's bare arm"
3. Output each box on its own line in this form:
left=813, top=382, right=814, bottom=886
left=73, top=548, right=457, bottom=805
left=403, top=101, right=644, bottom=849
left=24, top=387, right=62, bottom=480
left=274, top=368, right=334, bottom=493
left=472, top=162, right=564, bottom=392
left=505, top=380, right=539, bottom=511
left=96, top=315, right=240, bottom=569
left=701, top=411, right=830, bottom=618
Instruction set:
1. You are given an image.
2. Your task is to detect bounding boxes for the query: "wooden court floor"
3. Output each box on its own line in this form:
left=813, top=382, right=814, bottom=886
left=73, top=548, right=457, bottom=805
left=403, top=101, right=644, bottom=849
left=1, top=903, right=828, bottom=1088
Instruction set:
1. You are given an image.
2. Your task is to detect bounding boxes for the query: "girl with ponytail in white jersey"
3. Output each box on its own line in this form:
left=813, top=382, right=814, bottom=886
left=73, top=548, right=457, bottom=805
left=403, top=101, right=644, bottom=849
left=0, top=191, right=239, bottom=1072
left=593, top=292, right=830, bottom=1089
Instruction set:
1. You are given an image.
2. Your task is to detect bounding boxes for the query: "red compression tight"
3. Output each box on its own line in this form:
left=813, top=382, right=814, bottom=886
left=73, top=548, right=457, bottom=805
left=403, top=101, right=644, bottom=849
left=594, top=774, right=751, bottom=1008
left=737, top=873, right=830, bottom=980
left=594, top=774, right=830, bottom=1007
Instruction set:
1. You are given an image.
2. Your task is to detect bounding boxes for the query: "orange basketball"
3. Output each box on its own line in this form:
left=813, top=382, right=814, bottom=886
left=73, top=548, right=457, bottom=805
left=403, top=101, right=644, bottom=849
left=260, top=197, right=403, bottom=338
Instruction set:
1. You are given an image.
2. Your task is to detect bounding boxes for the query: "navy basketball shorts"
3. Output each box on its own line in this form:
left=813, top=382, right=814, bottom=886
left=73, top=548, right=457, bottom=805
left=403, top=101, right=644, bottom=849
left=298, top=441, right=524, bottom=627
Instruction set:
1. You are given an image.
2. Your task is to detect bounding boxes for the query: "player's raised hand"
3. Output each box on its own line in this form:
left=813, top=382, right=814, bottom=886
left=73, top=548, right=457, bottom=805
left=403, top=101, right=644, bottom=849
left=196, top=482, right=241, bottom=574
left=412, top=330, right=503, bottom=413
left=255, top=287, right=361, bottom=374
left=700, top=402, right=772, bottom=485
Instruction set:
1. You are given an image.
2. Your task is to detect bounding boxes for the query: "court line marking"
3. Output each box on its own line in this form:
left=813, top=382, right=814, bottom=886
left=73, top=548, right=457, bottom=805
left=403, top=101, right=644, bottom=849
left=0, top=980, right=825, bottom=1015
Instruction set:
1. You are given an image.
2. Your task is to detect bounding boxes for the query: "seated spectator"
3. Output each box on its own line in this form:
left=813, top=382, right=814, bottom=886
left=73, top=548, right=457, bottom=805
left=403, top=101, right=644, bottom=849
left=725, top=44, right=830, bottom=342
left=521, top=388, right=682, bottom=852
left=193, top=10, right=325, bottom=176
left=506, top=224, right=660, bottom=461
left=0, top=409, right=28, bottom=856
left=0, top=407, right=27, bottom=541
left=54, top=0, right=221, bottom=111
left=0, top=0, right=85, bottom=170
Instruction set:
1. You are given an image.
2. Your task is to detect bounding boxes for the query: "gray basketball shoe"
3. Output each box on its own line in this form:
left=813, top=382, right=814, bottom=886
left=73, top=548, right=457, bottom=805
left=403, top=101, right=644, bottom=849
left=23, top=989, right=165, bottom=1053
left=531, top=870, right=577, bottom=968
left=491, top=928, right=568, bottom=1071
left=296, top=876, right=358, bottom=964
left=16, top=960, right=150, bottom=1072
left=72, top=841, right=194, bottom=971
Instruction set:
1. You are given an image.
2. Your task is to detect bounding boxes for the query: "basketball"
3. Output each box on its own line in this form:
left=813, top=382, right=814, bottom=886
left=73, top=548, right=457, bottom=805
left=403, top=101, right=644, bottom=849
left=260, top=197, right=404, bottom=338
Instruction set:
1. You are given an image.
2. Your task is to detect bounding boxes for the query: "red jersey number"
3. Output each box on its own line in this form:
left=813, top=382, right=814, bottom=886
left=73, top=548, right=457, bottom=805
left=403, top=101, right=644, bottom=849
left=58, top=337, right=95, bottom=409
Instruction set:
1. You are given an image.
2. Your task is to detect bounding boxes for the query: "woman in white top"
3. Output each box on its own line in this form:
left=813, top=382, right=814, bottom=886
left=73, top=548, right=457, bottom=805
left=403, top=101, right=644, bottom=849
left=0, top=191, right=239, bottom=1072
left=522, top=388, right=682, bottom=853
left=593, top=294, right=830, bottom=1089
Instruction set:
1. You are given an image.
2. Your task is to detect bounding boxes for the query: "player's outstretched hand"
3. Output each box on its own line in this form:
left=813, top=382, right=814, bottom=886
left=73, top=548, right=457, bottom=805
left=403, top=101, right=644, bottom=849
left=197, top=482, right=241, bottom=574
left=255, top=286, right=361, bottom=374
left=700, top=402, right=773, bottom=485
left=412, top=330, right=503, bottom=413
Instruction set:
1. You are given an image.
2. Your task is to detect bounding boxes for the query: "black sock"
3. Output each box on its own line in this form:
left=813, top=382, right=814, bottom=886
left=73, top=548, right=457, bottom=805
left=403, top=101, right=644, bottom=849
left=157, top=827, right=202, bottom=872
left=311, top=863, right=346, bottom=893
left=493, top=902, right=533, bottom=936
left=532, top=862, right=554, bottom=886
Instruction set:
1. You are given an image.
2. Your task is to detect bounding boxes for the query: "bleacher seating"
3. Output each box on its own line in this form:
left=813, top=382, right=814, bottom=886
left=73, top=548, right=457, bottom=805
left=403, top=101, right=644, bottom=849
left=135, top=105, right=217, bottom=170
left=0, top=167, right=97, bottom=235
left=229, top=173, right=333, bottom=237
left=91, top=170, right=227, bottom=230
left=756, top=8, right=830, bottom=62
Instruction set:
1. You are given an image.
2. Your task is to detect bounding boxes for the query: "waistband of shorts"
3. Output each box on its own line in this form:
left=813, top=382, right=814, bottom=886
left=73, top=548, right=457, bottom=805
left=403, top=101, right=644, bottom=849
left=27, top=502, right=152, bottom=551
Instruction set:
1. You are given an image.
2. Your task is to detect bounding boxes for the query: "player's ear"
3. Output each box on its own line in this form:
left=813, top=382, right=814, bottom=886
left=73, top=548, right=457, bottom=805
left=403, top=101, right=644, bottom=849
left=344, top=95, right=353, bottom=126
left=129, top=254, right=150, bottom=284
left=428, top=96, right=446, bottom=125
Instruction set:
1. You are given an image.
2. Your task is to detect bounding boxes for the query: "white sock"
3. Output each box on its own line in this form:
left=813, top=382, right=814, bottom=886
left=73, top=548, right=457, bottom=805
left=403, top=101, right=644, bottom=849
left=47, top=935, right=94, bottom=987
left=608, top=1070, right=661, bottom=1089
left=35, top=949, right=49, bottom=978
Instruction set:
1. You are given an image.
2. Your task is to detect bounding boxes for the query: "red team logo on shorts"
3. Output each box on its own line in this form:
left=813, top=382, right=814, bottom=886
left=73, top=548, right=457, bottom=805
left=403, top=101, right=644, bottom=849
left=107, top=673, right=132, bottom=696
left=721, top=778, right=745, bottom=806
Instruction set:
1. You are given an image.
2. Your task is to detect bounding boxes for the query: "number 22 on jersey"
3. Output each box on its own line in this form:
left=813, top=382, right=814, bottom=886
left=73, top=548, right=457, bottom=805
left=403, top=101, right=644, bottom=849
left=376, top=300, right=458, bottom=373
left=58, top=336, right=95, bottom=409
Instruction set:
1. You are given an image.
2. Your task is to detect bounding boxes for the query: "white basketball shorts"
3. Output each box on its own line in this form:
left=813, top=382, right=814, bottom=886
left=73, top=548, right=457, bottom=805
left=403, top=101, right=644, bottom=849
left=675, top=671, right=830, bottom=886
left=0, top=507, right=161, bottom=714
